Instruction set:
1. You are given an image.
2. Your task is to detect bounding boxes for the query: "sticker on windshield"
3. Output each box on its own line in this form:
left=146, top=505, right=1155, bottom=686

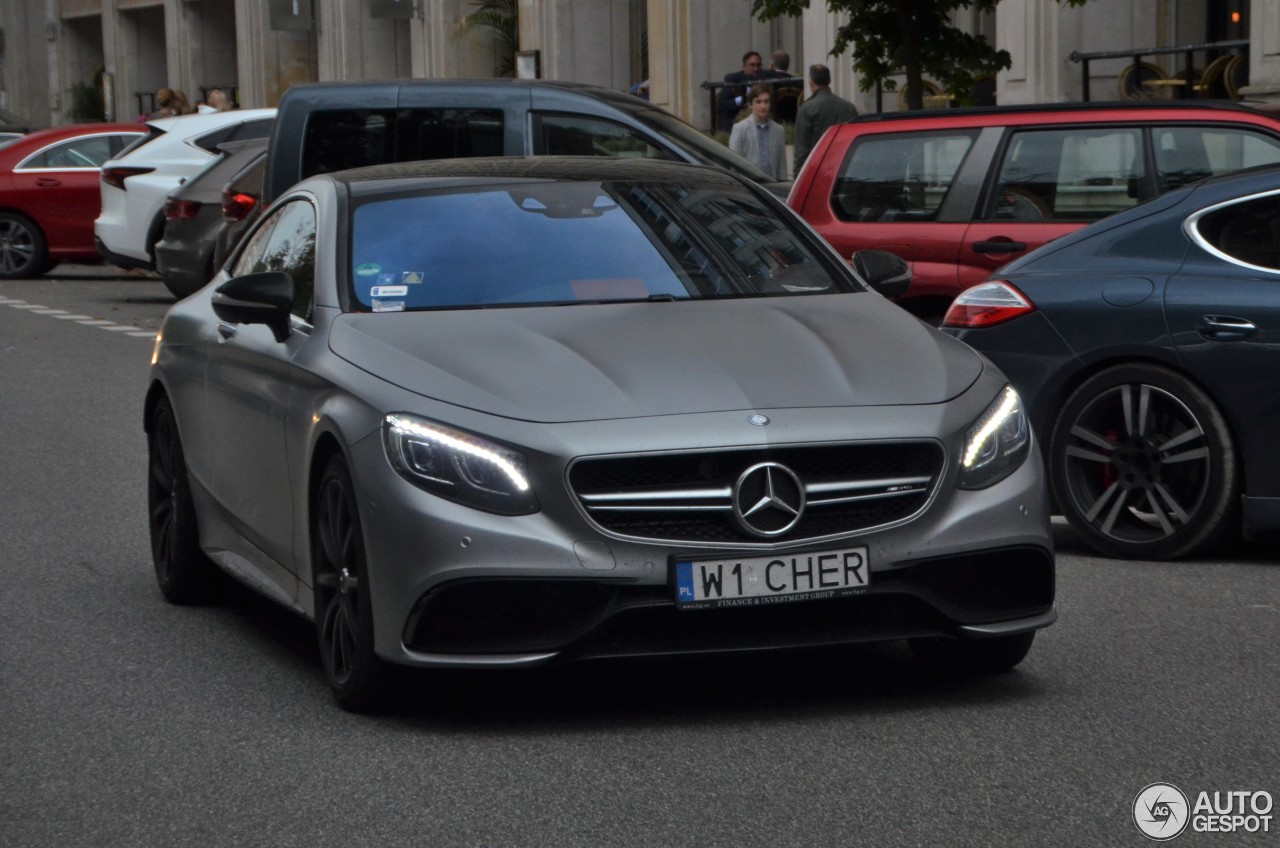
left=372, top=300, right=405, bottom=313
left=355, top=262, right=381, bottom=277
left=371, top=285, right=408, bottom=298
left=376, top=273, right=396, bottom=286
left=401, top=271, right=424, bottom=284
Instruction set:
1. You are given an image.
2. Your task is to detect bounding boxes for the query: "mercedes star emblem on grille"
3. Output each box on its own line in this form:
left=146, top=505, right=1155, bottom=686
left=733, top=462, right=806, bottom=537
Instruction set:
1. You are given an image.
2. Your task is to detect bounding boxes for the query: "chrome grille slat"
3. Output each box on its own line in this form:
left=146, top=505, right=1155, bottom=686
left=569, top=443, right=944, bottom=546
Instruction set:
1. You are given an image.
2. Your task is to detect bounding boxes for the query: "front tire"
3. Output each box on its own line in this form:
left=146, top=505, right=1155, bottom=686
left=1049, top=364, right=1237, bottom=560
left=0, top=212, right=53, bottom=279
left=313, top=454, right=390, bottom=712
left=147, top=397, right=220, bottom=603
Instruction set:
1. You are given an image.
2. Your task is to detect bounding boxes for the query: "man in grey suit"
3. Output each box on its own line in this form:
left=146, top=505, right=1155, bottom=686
left=728, top=84, right=787, bottom=181
left=793, top=64, right=859, bottom=175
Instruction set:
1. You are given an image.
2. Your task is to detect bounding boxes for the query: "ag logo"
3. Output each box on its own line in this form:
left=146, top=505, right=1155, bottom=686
left=1134, top=783, right=1190, bottom=840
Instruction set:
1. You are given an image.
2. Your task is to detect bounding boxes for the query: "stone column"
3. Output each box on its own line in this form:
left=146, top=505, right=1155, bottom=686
left=1240, top=3, right=1280, bottom=103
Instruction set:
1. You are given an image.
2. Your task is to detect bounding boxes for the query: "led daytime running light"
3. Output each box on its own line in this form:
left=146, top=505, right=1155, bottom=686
left=963, top=386, right=1019, bottom=469
left=386, top=414, right=530, bottom=493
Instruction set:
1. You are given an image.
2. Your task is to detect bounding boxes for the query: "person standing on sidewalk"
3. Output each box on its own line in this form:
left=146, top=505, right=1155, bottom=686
left=729, top=84, right=787, bottom=181
left=793, top=64, right=859, bottom=175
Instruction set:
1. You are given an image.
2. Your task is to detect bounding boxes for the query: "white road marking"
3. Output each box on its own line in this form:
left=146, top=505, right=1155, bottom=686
left=1, top=295, right=156, bottom=340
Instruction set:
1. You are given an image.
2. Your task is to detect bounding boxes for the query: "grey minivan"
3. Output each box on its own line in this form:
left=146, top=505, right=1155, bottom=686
left=262, top=79, right=786, bottom=204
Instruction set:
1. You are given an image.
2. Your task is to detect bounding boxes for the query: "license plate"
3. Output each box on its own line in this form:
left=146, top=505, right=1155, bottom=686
left=674, top=546, right=870, bottom=610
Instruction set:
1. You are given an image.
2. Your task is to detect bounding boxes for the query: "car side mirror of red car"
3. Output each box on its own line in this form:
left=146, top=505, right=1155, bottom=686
left=213, top=271, right=294, bottom=343
left=851, top=250, right=911, bottom=300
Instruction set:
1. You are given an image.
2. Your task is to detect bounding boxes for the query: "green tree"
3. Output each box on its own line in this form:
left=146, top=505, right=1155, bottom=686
left=462, top=0, right=519, bottom=78
left=751, top=0, right=1090, bottom=109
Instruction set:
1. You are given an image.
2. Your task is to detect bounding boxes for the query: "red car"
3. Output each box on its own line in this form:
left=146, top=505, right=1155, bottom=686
left=0, top=123, right=145, bottom=278
left=788, top=102, right=1280, bottom=320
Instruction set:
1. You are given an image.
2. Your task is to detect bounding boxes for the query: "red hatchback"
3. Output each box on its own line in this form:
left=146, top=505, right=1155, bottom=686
left=788, top=102, right=1280, bottom=320
left=0, top=123, right=145, bottom=278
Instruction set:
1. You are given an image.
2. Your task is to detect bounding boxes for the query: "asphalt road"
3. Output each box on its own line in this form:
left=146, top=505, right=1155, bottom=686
left=2, top=267, right=1278, bottom=847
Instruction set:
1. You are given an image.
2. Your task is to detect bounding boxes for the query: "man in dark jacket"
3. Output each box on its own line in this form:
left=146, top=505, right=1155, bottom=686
left=792, top=64, right=859, bottom=174
left=717, top=51, right=765, bottom=134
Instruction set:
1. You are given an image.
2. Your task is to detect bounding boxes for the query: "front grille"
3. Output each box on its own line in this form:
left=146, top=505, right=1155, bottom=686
left=569, top=442, right=944, bottom=545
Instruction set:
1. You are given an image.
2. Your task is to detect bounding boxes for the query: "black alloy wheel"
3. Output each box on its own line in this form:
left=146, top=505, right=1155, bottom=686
left=147, top=397, right=220, bottom=603
left=909, top=632, right=1035, bottom=674
left=313, top=454, right=389, bottom=712
left=0, top=212, right=53, bottom=279
left=1050, top=364, right=1237, bottom=560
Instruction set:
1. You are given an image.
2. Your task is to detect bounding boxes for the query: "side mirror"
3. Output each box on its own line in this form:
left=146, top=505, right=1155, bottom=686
left=851, top=250, right=911, bottom=300
left=213, top=270, right=294, bottom=343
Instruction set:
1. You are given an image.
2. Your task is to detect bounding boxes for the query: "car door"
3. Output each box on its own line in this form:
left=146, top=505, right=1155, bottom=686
left=1167, top=189, right=1280, bottom=499
left=11, top=132, right=139, bottom=251
left=961, top=125, right=1147, bottom=291
left=807, top=127, right=986, bottom=306
left=203, top=197, right=319, bottom=586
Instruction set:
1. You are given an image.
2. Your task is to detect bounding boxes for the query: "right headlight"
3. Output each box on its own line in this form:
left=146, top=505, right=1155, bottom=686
left=382, top=413, right=540, bottom=515
left=957, top=385, right=1030, bottom=490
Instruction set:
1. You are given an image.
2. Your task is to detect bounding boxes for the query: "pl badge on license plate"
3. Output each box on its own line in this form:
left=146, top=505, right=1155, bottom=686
left=674, top=546, right=870, bottom=610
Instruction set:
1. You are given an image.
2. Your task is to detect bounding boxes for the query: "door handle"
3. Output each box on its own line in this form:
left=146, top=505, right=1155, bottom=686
left=1198, top=315, right=1256, bottom=341
left=36, top=178, right=61, bottom=187
left=217, top=322, right=238, bottom=340
left=972, top=240, right=1028, bottom=254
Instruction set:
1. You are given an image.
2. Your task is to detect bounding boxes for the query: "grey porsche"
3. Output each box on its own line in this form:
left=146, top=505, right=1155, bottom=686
left=145, top=157, right=1055, bottom=711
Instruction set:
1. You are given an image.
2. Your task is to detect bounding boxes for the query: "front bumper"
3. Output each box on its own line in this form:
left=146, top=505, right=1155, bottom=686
left=345, top=417, right=1056, bottom=670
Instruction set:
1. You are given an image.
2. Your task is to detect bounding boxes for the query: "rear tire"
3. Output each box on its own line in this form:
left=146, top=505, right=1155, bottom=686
left=147, top=397, right=221, bottom=604
left=0, top=212, right=53, bottom=279
left=910, top=632, right=1035, bottom=675
left=1049, top=364, right=1236, bottom=560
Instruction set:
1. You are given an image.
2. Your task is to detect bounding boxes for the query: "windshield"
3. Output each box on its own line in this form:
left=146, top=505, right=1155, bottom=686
left=633, top=109, right=775, bottom=183
left=349, top=178, right=850, bottom=311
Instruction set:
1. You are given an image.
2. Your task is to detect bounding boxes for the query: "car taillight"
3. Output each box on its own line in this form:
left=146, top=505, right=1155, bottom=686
left=163, top=198, right=202, bottom=220
left=222, top=191, right=258, bottom=221
left=101, top=166, right=154, bottom=190
left=942, top=281, right=1036, bottom=328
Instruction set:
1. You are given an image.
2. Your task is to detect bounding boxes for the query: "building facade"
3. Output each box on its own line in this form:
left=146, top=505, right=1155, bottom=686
left=0, top=0, right=1274, bottom=131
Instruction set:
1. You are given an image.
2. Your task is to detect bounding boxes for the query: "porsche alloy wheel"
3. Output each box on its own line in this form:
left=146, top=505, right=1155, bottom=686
left=1050, top=365, right=1237, bottom=560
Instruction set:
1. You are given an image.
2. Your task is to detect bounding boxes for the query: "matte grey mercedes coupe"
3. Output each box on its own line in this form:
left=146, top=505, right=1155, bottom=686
left=145, top=158, right=1055, bottom=711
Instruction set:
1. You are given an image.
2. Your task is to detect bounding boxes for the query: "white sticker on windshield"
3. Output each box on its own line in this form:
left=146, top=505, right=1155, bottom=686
left=401, top=271, right=424, bottom=284
left=372, top=300, right=405, bottom=313
left=371, top=285, right=408, bottom=297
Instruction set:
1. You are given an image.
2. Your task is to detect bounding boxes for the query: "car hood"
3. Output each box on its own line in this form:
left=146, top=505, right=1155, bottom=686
left=328, top=294, right=984, bottom=423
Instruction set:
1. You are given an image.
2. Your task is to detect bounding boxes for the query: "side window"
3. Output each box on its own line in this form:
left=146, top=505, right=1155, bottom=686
left=987, top=127, right=1143, bottom=222
left=1155, top=126, right=1280, bottom=192
left=301, top=109, right=505, bottom=180
left=21, top=136, right=115, bottom=169
left=532, top=114, right=671, bottom=159
left=228, top=200, right=318, bottom=322
left=1196, top=194, right=1280, bottom=270
left=395, top=109, right=504, bottom=159
left=831, top=131, right=976, bottom=223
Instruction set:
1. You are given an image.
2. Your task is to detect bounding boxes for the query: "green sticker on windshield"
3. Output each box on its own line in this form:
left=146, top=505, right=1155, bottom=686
left=355, top=262, right=381, bottom=277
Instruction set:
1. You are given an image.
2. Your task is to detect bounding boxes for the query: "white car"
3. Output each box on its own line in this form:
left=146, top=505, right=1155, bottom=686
left=95, top=108, right=275, bottom=271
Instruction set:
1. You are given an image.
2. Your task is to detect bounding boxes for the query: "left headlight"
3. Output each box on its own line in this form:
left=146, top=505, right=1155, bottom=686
left=382, top=413, right=539, bottom=515
left=957, top=385, right=1030, bottom=490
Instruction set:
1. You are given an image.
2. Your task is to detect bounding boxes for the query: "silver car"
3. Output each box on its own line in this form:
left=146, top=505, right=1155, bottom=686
left=146, top=158, right=1055, bottom=711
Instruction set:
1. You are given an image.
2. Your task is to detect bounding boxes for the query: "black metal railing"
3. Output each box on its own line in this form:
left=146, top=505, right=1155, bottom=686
left=699, top=75, right=807, bottom=133
left=1069, top=40, right=1249, bottom=101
